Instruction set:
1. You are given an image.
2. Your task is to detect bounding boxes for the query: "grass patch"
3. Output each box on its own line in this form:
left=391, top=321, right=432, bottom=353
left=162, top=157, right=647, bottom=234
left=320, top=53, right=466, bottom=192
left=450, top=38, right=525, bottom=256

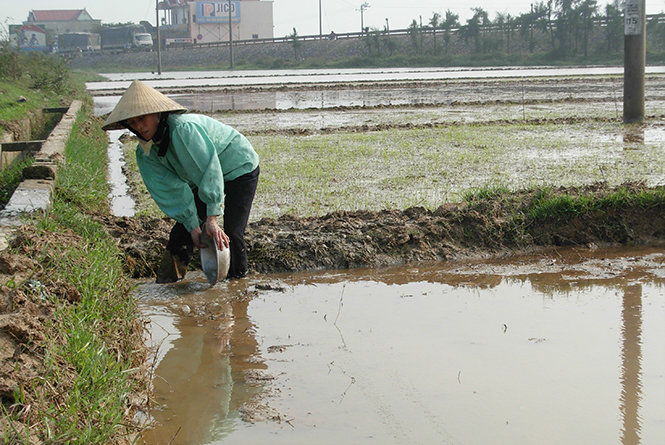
left=34, top=200, right=140, bottom=444
left=528, top=184, right=665, bottom=220
left=463, top=184, right=512, bottom=205
left=0, top=50, right=99, bottom=138
left=54, top=114, right=110, bottom=213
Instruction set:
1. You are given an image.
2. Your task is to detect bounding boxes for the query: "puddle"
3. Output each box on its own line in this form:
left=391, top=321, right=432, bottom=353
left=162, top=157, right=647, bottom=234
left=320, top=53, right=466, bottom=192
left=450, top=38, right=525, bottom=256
left=107, top=129, right=135, bottom=217
left=136, top=246, right=665, bottom=445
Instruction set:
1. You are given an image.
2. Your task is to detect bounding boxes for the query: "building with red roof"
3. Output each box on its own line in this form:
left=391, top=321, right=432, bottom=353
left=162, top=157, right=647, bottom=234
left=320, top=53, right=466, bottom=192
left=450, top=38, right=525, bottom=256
left=25, top=9, right=101, bottom=35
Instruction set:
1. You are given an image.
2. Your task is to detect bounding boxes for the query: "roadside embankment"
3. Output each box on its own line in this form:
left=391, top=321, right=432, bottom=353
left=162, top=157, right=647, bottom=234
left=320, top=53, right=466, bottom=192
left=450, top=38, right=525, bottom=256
left=0, top=93, right=146, bottom=444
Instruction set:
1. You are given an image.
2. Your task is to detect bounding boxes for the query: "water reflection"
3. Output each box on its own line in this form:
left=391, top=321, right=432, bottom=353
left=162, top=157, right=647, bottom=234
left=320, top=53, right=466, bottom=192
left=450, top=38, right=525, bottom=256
left=623, top=125, right=645, bottom=149
left=621, top=284, right=643, bottom=445
left=138, top=283, right=267, bottom=445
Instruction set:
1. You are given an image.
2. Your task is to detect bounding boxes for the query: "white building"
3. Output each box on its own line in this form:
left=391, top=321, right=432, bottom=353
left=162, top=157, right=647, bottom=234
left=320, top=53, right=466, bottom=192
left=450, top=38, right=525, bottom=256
left=160, top=0, right=273, bottom=44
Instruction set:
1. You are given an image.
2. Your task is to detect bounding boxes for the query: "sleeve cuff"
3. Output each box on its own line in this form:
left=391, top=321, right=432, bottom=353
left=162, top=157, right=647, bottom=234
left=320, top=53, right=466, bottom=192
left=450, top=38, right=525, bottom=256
left=206, top=203, right=223, bottom=217
left=183, top=216, right=201, bottom=233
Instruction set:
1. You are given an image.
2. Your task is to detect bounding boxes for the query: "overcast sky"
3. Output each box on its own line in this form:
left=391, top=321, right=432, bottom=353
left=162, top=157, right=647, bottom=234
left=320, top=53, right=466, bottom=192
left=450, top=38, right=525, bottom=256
left=2, top=0, right=664, bottom=38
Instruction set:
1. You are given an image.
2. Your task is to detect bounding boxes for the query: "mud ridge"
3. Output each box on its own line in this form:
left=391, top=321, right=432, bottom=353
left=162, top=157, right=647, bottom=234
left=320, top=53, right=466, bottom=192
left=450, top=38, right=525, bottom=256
left=104, top=182, right=665, bottom=278
left=237, top=116, right=665, bottom=137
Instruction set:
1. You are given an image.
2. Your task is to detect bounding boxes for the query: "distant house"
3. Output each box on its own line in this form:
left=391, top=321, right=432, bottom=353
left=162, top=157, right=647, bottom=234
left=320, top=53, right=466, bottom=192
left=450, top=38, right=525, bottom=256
left=25, top=9, right=101, bottom=36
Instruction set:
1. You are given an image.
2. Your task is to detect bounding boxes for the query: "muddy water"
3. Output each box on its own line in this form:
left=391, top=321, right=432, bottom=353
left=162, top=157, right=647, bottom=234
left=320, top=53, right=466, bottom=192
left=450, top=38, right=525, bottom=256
left=136, top=246, right=665, bottom=445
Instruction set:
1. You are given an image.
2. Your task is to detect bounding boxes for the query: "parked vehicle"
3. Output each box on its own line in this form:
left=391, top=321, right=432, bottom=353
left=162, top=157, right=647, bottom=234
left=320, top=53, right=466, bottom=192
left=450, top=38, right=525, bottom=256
left=58, top=32, right=101, bottom=53
left=101, top=25, right=153, bottom=51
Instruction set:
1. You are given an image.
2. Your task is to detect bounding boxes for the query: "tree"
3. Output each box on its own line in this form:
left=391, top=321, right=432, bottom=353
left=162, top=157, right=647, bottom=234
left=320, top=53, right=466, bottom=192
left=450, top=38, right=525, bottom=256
left=518, top=9, right=537, bottom=52
left=495, top=12, right=517, bottom=53
left=604, top=0, right=623, bottom=53
left=540, top=1, right=556, bottom=51
left=646, top=12, right=665, bottom=53
left=363, top=27, right=382, bottom=56
left=441, top=10, right=460, bottom=55
left=554, top=0, right=576, bottom=56
left=518, top=2, right=551, bottom=53
left=461, top=7, right=489, bottom=53
left=474, top=8, right=491, bottom=53
left=287, top=27, right=301, bottom=61
left=429, top=12, right=441, bottom=56
left=577, top=0, right=598, bottom=57
left=408, top=19, right=421, bottom=54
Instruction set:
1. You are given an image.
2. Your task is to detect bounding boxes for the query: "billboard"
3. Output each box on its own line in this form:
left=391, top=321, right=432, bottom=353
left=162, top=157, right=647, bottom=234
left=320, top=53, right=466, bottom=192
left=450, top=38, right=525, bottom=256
left=11, top=24, right=47, bottom=52
left=196, top=1, right=241, bottom=24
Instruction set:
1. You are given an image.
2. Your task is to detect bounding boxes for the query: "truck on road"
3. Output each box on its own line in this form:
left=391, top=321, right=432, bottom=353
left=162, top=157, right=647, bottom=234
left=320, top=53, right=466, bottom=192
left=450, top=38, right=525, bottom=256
left=101, top=25, right=153, bottom=51
left=58, top=32, right=101, bottom=53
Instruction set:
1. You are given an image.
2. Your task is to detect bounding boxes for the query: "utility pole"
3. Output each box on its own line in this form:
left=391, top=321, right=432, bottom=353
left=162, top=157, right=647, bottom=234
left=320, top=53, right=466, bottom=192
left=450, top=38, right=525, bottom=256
left=357, top=2, right=370, bottom=35
left=156, top=0, right=162, bottom=75
left=623, top=0, right=645, bottom=123
left=228, top=0, right=234, bottom=69
left=385, top=18, right=391, bottom=56
left=319, top=0, right=322, bottom=38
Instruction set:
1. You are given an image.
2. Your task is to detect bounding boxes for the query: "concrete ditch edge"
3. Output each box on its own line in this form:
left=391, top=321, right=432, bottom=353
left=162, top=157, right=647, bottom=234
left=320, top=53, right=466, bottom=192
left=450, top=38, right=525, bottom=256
left=0, top=100, right=82, bottom=251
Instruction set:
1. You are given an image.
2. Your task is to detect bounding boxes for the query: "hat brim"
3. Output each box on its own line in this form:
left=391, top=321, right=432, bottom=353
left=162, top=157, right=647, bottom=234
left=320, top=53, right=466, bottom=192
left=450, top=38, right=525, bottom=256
left=102, top=80, right=187, bottom=131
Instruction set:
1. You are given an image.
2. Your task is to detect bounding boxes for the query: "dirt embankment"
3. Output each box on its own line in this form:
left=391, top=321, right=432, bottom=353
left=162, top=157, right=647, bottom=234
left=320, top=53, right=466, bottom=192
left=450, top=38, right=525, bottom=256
left=101, top=182, right=665, bottom=279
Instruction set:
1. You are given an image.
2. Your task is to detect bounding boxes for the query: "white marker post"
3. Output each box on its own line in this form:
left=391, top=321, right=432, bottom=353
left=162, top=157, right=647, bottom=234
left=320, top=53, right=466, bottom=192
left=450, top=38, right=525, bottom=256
left=623, top=0, right=646, bottom=123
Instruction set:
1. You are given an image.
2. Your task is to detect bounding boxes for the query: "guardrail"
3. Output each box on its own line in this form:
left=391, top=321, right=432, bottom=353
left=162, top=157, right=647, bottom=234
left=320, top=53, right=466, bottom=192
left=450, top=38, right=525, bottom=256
left=162, top=13, right=665, bottom=51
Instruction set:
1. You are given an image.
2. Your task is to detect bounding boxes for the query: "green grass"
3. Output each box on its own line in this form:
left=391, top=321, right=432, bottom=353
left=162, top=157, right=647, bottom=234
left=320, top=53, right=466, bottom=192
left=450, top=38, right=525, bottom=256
left=463, top=184, right=512, bottom=205
left=527, top=185, right=665, bottom=220
left=54, top=116, right=111, bottom=213
left=0, top=50, right=101, bottom=132
left=32, top=200, right=139, bottom=444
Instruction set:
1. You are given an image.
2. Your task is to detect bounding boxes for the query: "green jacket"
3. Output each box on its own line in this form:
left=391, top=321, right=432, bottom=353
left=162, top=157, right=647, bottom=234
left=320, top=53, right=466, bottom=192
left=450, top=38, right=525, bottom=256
left=136, top=113, right=259, bottom=232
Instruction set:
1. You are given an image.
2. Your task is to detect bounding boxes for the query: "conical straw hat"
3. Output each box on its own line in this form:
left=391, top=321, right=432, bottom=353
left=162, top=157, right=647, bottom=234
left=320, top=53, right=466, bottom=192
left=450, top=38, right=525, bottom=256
left=102, top=80, right=187, bottom=131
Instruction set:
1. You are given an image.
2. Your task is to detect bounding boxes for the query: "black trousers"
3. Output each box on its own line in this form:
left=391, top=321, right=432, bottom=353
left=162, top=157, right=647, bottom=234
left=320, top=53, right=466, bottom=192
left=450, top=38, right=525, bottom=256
left=166, top=166, right=260, bottom=278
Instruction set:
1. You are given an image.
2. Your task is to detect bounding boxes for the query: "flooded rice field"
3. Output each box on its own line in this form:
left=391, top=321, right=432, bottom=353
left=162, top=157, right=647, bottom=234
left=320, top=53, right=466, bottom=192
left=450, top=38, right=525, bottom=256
left=90, top=65, right=665, bottom=115
left=135, top=246, right=665, bottom=445
left=90, top=67, right=665, bottom=444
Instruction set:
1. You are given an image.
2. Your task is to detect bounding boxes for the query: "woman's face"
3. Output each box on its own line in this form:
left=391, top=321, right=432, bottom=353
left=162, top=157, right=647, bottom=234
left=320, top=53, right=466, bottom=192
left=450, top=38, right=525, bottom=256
left=126, top=113, right=159, bottom=140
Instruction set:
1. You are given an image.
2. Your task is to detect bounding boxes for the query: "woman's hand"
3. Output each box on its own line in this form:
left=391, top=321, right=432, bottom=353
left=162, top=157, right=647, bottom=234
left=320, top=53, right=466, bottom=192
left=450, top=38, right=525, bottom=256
left=190, top=225, right=205, bottom=249
left=205, top=215, right=230, bottom=250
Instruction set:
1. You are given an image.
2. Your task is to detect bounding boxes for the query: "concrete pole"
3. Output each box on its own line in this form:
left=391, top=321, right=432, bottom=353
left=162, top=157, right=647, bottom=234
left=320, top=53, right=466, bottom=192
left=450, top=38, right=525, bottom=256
left=623, top=0, right=646, bottom=123
left=229, top=0, right=234, bottom=69
left=319, top=0, right=323, bottom=38
left=358, top=3, right=369, bottom=35
left=156, top=0, right=162, bottom=75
